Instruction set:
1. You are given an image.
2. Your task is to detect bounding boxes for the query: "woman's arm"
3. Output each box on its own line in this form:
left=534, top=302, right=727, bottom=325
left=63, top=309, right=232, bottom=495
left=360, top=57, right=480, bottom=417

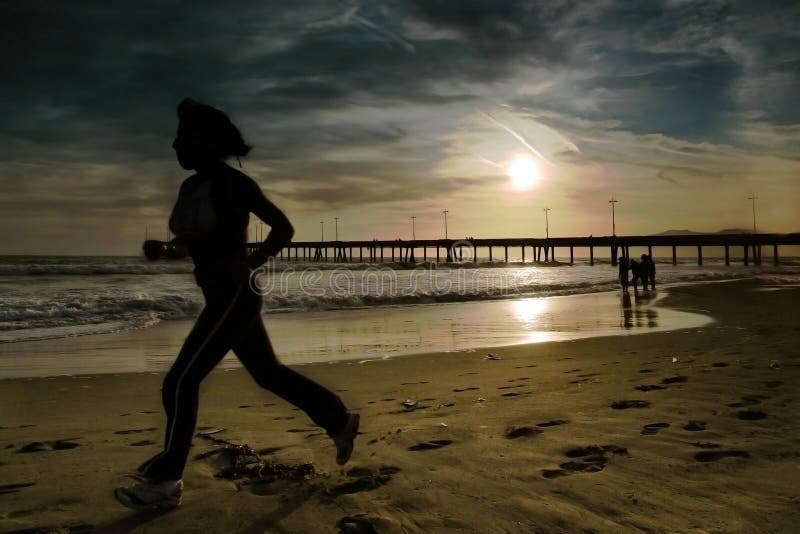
left=244, top=177, right=295, bottom=269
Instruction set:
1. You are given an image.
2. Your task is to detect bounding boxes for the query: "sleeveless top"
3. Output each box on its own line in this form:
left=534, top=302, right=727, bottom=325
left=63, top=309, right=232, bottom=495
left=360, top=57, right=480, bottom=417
left=169, top=165, right=251, bottom=284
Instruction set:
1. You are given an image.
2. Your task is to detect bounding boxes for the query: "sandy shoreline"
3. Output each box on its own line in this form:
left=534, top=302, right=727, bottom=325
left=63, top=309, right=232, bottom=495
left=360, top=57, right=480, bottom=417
left=1, top=279, right=799, bottom=533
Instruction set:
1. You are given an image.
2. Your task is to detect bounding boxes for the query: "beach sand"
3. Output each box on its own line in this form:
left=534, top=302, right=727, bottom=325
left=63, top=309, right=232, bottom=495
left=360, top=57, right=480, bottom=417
left=1, top=279, right=799, bottom=533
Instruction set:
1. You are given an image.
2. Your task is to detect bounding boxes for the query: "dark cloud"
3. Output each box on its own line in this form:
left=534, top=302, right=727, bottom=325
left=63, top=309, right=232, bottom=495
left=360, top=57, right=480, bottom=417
left=3, top=0, right=797, bottom=157
left=1, top=1, right=799, bottom=251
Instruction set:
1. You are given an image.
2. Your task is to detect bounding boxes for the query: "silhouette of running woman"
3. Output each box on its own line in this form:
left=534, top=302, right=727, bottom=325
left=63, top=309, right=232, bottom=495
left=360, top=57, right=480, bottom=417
left=115, top=99, right=359, bottom=511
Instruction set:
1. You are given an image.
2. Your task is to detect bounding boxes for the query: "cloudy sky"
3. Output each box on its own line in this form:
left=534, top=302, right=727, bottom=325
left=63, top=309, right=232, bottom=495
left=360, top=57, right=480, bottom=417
left=2, top=0, right=799, bottom=255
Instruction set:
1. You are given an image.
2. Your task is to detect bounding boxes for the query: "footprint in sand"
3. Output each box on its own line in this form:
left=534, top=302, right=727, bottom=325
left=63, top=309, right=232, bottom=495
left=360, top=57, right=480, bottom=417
left=5, top=521, right=94, bottom=532
left=537, top=420, right=569, bottom=428
left=130, top=440, right=157, bottom=447
left=336, top=513, right=399, bottom=533
left=765, top=380, right=783, bottom=388
left=0, top=482, right=36, bottom=495
left=17, top=440, right=81, bottom=453
left=273, top=416, right=295, bottom=421
left=611, top=400, right=651, bottom=409
left=641, top=422, right=670, bottom=435
left=683, top=421, right=707, bottom=431
left=542, top=445, right=628, bottom=479
left=504, top=426, right=542, bottom=439
left=711, top=362, right=730, bottom=368
left=736, top=410, right=767, bottom=421
left=727, top=395, right=768, bottom=408
left=453, top=386, right=479, bottom=392
left=695, top=450, right=750, bottom=462
left=114, top=427, right=157, bottom=435
left=661, top=375, right=688, bottom=384
left=327, top=466, right=400, bottom=496
left=690, top=442, right=721, bottom=449
left=408, top=439, right=453, bottom=451
left=257, top=446, right=285, bottom=455
left=635, top=385, right=667, bottom=392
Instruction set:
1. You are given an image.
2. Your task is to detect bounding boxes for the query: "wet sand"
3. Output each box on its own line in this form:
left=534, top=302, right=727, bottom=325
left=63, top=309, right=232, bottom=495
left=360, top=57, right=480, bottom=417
left=1, top=279, right=799, bottom=533
left=0, top=288, right=710, bottom=378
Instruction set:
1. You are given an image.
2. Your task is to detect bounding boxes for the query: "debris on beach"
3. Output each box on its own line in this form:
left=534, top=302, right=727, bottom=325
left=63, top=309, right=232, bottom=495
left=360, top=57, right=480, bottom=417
left=197, top=427, right=226, bottom=436
left=486, top=353, right=502, bottom=360
left=195, top=432, right=315, bottom=483
left=402, top=399, right=418, bottom=411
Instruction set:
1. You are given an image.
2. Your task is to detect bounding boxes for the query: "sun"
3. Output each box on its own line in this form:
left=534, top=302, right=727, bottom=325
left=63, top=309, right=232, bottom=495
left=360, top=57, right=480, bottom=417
left=507, top=155, right=541, bottom=190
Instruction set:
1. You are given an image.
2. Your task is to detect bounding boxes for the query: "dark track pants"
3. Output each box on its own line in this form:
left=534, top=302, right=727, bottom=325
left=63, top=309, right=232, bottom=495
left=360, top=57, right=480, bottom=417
left=139, top=276, right=348, bottom=482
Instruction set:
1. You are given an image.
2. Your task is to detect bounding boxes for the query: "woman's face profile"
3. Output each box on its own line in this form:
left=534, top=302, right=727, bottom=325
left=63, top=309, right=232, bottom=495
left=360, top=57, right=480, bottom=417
left=172, top=121, right=213, bottom=170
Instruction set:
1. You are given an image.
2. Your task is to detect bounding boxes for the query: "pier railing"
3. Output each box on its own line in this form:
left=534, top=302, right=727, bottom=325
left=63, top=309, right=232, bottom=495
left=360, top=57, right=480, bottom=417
left=247, top=233, right=800, bottom=266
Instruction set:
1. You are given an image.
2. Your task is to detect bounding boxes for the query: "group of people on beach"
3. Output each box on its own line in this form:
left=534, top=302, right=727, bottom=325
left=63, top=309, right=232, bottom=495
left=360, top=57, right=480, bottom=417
left=618, top=253, right=656, bottom=292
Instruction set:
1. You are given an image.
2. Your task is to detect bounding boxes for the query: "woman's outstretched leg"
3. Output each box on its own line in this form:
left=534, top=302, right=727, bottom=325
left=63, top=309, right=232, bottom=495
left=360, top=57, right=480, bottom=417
left=232, top=315, right=358, bottom=462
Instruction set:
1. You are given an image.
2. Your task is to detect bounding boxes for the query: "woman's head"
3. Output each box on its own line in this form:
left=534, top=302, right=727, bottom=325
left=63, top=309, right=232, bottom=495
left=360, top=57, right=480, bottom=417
left=172, top=98, right=251, bottom=170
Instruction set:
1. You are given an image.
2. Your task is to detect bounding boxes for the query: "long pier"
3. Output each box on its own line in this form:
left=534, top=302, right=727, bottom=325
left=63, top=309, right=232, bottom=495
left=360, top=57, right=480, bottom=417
left=248, top=233, right=800, bottom=266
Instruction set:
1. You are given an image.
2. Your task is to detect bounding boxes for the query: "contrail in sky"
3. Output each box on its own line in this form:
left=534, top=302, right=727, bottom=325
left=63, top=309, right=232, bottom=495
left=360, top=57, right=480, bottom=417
left=515, top=107, right=581, bottom=153
left=476, top=155, right=505, bottom=170
left=479, top=110, right=555, bottom=167
left=307, top=1, right=415, bottom=53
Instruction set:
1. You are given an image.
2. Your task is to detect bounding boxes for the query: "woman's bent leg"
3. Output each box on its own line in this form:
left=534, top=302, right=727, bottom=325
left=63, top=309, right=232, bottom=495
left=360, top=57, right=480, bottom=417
left=232, top=316, right=349, bottom=436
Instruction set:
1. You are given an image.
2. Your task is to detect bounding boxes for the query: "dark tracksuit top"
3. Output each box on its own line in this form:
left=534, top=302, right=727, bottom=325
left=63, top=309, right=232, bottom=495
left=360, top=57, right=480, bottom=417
left=139, top=163, right=348, bottom=482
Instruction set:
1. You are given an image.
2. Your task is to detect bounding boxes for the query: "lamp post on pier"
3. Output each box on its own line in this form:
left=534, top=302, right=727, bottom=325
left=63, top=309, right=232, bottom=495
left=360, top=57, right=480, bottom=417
left=334, top=217, right=339, bottom=241
left=748, top=194, right=757, bottom=233
left=543, top=207, right=551, bottom=239
left=320, top=221, right=324, bottom=242
left=608, top=197, right=618, bottom=236
left=411, top=216, right=416, bottom=240
left=443, top=210, right=449, bottom=239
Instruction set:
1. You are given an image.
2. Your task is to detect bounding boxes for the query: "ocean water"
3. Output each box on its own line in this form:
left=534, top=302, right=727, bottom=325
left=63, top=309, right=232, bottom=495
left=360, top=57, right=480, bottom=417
left=1, top=255, right=799, bottom=344
left=1, top=255, right=799, bottom=377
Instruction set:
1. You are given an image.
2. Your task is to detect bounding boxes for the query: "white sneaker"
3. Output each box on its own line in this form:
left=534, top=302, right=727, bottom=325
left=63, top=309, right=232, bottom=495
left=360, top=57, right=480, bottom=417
left=333, top=413, right=360, bottom=465
left=114, top=478, right=183, bottom=511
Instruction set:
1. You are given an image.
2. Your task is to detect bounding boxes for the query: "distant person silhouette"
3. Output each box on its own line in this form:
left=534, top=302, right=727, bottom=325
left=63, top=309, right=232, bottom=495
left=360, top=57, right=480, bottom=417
left=644, top=254, right=656, bottom=290
left=634, top=254, right=656, bottom=292
left=116, top=98, right=359, bottom=511
left=629, top=257, right=644, bottom=293
left=618, top=254, right=629, bottom=292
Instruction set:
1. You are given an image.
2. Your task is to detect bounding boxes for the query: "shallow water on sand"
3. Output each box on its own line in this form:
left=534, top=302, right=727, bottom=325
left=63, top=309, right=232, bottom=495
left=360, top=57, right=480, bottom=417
left=0, top=288, right=710, bottom=378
